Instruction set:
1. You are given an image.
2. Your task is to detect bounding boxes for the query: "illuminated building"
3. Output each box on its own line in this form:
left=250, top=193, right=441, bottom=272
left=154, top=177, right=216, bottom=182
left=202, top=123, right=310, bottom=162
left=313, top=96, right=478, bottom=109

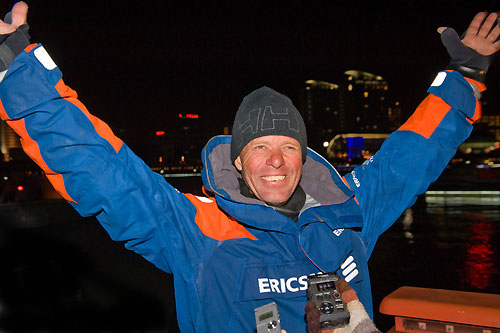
left=343, top=70, right=401, bottom=133
left=133, top=112, right=212, bottom=174
left=475, top=115, right=500, bottom=141
left=300, top=71, right=401, bottom=153
left=0, top=121, right=22, bottom=161
left=302, top=80, right=340, bottom=129
left=300, top=80, right=340, bottom=152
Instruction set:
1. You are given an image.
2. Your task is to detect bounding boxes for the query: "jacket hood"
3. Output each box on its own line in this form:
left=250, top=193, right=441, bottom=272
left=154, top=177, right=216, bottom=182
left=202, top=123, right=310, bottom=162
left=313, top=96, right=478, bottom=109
left=200, top=135, right=356, bottom=232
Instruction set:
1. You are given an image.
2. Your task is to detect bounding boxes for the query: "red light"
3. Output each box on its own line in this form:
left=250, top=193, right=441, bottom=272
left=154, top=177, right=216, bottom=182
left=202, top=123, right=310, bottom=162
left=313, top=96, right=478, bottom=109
left=17, top=185, right=24, bottom=191
left=178, top=113, right=199, bottom=119
left=156, top=131, right=165, bottom=136
left=462, top=221, right=497, bottom=290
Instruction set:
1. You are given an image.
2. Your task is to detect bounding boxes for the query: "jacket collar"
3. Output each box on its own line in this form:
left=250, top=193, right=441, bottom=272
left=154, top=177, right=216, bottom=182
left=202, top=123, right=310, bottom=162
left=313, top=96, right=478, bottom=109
left=201, top=135, right=356, bottom=233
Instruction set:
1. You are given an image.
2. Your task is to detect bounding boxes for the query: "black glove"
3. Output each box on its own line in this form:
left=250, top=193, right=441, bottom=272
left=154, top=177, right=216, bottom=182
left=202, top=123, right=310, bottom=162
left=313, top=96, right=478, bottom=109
left=440, top=17, right=500, bottom=83
left=0, top=10, right=31, bottom=72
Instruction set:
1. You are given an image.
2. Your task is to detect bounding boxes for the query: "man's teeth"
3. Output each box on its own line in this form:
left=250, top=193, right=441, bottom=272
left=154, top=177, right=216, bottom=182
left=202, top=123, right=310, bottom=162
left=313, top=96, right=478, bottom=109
left=262, top=176, right=286, bottom=181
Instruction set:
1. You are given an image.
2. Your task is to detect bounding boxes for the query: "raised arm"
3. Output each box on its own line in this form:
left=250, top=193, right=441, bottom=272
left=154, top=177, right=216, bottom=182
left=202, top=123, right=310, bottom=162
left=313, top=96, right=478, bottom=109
left=343, top=12, right=500, bottom=256
left=0, top=3, right=208, bottom=276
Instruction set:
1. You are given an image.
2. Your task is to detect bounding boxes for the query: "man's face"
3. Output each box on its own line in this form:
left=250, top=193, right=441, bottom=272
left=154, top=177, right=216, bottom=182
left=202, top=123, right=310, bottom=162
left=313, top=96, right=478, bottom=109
left=234, top=135, right=303, bottom=206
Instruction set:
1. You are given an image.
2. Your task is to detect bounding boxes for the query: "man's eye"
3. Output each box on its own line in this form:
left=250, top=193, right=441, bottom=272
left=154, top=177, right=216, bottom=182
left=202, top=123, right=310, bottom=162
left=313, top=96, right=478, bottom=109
left=255, top=145, right=266, bottom=149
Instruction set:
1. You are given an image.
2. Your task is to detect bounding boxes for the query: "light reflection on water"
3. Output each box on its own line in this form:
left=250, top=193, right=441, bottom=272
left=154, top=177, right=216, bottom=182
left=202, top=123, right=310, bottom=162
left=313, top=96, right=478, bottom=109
left=461, top=219, right=498, bottom=290
left=401, top=208, right=414, bottom=244
left=422, top=203, right=499, bottom=292
left=425, top=190, right=500, bottom=206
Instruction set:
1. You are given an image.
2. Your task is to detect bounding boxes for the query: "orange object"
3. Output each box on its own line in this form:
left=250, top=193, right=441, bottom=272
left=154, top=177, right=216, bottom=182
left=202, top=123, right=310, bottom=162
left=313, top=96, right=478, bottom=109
left=184, top=193, right=258, bottom=241
left=380, top=286, right=500, bottom=332
left=55, top=79, right=123, bottom=153
left=398, top=94, right=451, bottom=139
left=0, top=104, right=76, bottom=203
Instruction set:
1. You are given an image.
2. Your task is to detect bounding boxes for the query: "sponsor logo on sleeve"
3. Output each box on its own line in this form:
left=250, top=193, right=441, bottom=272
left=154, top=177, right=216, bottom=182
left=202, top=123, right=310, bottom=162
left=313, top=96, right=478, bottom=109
left=333, top=228, right=344, bottom=237
left=351, top=171, right=360, bottom=188
left=340, top=255, right=359, bottom=282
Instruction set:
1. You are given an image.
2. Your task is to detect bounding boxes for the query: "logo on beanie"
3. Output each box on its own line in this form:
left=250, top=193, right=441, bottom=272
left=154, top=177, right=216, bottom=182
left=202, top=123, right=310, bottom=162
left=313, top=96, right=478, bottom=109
left=235, top=105, right=300, bottom=150
left=261, top=106, right=300, bottom=132
left=236, top=108, right=261, bottom=136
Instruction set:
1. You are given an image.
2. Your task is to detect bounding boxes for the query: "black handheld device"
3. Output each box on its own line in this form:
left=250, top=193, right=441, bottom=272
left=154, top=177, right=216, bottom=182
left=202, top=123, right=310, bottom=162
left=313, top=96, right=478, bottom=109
left=307, top=272, right=350, bottom=330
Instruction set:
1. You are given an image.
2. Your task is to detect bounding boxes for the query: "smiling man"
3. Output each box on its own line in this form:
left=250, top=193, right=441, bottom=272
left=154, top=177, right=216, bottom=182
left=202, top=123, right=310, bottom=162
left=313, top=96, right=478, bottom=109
left=1, top=2, right=499, bottom=332
left=231, top=87, right=307, bottom=218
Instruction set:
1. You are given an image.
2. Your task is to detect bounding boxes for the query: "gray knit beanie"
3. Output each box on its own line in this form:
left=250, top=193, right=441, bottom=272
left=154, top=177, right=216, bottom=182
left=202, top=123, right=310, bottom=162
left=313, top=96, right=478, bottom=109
left=230, top=86, right=308, bottom=162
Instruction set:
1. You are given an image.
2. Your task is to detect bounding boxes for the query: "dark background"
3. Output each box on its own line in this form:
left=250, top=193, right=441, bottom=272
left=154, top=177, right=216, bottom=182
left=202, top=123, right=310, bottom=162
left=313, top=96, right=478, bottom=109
left=2, top=0, right=499, bottom=144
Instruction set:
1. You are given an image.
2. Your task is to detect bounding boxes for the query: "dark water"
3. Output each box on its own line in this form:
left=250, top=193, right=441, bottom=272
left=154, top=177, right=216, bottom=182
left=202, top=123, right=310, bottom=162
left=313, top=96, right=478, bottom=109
left=0, top=176, right=499, bottom=332
left=370, top=201, right=500, bottom=330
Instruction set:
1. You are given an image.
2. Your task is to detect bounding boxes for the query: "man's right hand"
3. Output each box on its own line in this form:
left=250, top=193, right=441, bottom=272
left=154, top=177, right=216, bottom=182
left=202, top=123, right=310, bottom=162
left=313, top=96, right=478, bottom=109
left=0, top=2, right=30, bottom=74
left=0, top=2, right=28, bottom=35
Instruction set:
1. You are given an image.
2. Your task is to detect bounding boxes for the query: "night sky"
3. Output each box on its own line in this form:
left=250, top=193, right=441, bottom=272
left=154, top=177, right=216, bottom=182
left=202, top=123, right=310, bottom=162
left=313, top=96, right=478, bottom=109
left=2, top=0, right=499, bottom=143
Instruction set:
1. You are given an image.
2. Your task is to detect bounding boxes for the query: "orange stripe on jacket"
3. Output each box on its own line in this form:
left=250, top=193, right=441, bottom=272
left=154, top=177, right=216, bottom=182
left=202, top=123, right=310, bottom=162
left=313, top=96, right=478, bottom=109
left=55, top=79, right=123, bottom=153
left=0, top=77, right=123, bottom=203
left=0, top=105, right=75, bottom=202
left=398, top=94, right=451, bottom=139
left=464, top=77, right=487, bottom=93
left=0, top=99, right=8, bottom=121
left=341, top=176, right=359, bottom=205
left=24, top=43, right=38, bottom=53
left=185, top=193, right=258, bottom=241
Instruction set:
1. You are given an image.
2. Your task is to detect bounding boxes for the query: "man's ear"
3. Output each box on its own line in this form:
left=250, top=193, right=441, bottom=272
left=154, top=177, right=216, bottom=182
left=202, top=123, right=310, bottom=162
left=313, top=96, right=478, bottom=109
left=234, top=156, right=243, bottom=171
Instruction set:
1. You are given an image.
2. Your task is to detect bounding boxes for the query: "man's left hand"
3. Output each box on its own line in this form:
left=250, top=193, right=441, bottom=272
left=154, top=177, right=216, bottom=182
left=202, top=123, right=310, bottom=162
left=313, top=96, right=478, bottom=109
left=438, top=11, right=500, bottom=82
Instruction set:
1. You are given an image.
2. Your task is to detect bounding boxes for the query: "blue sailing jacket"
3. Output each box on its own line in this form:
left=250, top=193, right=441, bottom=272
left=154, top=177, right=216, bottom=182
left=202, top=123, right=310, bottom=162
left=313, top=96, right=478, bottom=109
left=0, top=44, right=484, bottom=332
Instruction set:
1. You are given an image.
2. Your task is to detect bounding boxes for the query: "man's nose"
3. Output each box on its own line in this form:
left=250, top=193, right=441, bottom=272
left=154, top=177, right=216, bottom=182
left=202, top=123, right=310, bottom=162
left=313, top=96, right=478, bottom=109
left=267, top=149, right=285, bottom=168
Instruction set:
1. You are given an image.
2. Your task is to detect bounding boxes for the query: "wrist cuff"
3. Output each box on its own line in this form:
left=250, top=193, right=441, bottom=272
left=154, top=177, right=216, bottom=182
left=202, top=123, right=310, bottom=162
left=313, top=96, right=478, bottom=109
left=0, top=24, right=30, bottom=72
left=447, top=64, right=486, bottom=83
